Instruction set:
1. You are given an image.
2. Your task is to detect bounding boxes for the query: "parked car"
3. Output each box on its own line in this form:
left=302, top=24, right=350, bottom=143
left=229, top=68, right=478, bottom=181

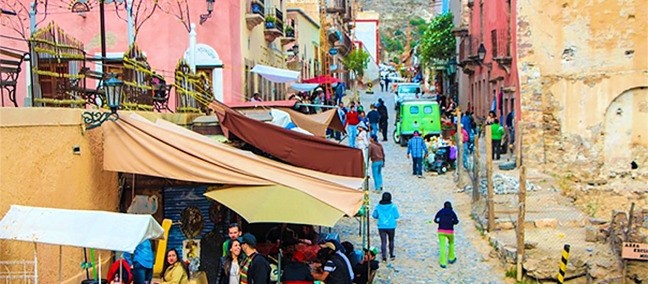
left=393, top=99, right=442, bottom=146
left=393, top=83, right=422, bottom=105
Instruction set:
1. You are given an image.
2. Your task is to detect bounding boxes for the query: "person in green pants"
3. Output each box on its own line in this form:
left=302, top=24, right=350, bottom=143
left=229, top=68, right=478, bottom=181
left=434, top=201, right=459, bottom=268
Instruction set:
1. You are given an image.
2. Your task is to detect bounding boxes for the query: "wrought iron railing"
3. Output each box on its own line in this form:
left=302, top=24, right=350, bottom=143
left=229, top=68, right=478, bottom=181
left=249, top=0, right=264, bottom=16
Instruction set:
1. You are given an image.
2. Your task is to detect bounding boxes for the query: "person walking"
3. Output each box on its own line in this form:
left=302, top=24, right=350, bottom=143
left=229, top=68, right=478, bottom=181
left=372, top=192, right=400, bottom=262
left=490, top=119, right=505, bottom=160
left=406, top=131, right=428, bottom=178
left=376, top=98, right=389, bottom=141
left=368, top=134, right=385, bottom=191
left=366, top=104, right=381, bottom=137
left=434, top=201, right=459, bottom=268
left=238, top=233, right=271, bottom=284
left=345, top=104, right=360, bottom=148
left=122, top=239, right=154, bottom=284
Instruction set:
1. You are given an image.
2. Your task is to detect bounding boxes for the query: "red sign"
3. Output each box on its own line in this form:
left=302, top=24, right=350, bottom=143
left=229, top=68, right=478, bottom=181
left=622, top=242, right=648, bottom=260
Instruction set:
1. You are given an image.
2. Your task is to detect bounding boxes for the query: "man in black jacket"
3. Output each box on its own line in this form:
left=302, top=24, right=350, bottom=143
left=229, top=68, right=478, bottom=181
left=238, top=233, right=271, bottom=284
left=377, top=98, right=389, bottom=141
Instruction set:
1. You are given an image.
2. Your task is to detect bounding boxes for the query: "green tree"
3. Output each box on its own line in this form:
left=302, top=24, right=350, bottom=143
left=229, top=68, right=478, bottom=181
left=419, top=13, right=456, bottom=63
left=342, top=48, right=371, bottom=78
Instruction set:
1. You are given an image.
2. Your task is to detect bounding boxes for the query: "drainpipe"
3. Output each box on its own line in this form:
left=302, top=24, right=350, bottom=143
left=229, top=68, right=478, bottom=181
left=25, top=1, right=37, bottom=106
left=127, top=0, right=134, bottom=45
left=189, top=23, right=197, bottom=72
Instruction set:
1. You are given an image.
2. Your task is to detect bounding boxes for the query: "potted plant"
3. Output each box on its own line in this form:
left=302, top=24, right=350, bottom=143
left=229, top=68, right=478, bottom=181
left=285, top=26, right=295, bottom=37
left=265, top=16, right=276, bottom=29
left=251, top=1, right=263, bottom=14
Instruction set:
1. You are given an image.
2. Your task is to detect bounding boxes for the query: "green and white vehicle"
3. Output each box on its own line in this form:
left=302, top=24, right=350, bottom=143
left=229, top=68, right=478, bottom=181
left=393, top=99, right=442, bottom=146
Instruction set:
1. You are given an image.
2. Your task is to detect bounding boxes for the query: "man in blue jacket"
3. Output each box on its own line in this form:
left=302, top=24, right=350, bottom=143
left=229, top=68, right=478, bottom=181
left=406, top=131, right=428, bottom=178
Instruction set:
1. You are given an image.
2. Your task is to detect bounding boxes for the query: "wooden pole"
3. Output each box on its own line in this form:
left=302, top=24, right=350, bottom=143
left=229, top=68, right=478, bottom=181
left=486, top=125, right=495, bottom=232
left=622, top=202, right=635, bottom=284
left=516, top=165, right=527, bottom=282
left=472, top=134, right=480, bottom=202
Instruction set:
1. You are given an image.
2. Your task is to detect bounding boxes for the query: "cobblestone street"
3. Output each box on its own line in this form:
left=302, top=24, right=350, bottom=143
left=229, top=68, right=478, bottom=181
left=333, top=91, right=506, bottom=283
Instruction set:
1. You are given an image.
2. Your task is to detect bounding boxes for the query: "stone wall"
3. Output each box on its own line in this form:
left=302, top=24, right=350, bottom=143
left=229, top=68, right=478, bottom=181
left=516, top=0, right=648, bottom=181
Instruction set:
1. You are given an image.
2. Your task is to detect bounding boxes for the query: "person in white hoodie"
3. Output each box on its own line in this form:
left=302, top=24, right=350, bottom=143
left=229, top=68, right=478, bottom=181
left=372, top=192, right=400, bottom=262
left=356, top=122, right=370, bottom=174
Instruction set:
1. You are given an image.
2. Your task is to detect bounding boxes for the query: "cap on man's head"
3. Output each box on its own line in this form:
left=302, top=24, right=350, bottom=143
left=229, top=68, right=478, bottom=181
left=319, top=242, right=337, bottom=251
left=237, top=233, right=257, bottom=248
left=364, top=246, right=379, bottom=256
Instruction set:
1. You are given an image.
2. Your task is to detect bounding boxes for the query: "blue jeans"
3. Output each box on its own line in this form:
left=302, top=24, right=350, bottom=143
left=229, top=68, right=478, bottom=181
left=412, top=157, right=423, bottom=175
left=370, top=122, right=379, bottom=136
left=371, top=160, right=384, bottom=190
left=378, top=229, right=395, bottom=260
left=132, top=262, right=152, bottom=284
left=347, top=124, right=358, bottom=148
left=463, top=142, right=470, bottom=170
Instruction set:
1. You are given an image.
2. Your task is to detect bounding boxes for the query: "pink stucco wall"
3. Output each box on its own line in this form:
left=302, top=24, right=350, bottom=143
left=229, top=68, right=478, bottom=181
left=1, top=0, right=242, bottom=107
left=467, top=0, right=519, bottom=119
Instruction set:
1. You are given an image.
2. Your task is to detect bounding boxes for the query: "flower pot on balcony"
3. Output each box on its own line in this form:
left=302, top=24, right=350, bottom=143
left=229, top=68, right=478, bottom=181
left=251, top=2, right=263, bottom=14
left=285, top=29, right=295, bottom=38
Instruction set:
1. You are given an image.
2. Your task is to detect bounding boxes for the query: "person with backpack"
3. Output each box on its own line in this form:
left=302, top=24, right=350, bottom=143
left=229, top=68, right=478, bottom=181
left=434, top=201, right=459, bottom=268
left=372, top=192, right=400, bottom=262
left=238, top=233, right=271, bottom=284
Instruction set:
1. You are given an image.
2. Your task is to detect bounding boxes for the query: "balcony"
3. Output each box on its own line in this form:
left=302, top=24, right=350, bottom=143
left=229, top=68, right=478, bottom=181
left=491, top=29, right=512, bottom=66
left=334, top=32, right=352, bottom=55
left=264, top=11, right=284, bottom=42
left=459, top=35, right=476, bottom=66
left=280, top=21, right=296, bottom=45
left=245, top=0, right=265, bottom=30
left=326, top=0, right=345, bottom=14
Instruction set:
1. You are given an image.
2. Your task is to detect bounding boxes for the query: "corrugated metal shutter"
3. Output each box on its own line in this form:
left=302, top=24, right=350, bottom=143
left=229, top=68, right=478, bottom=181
left=163, top=186, right=214, bottom=256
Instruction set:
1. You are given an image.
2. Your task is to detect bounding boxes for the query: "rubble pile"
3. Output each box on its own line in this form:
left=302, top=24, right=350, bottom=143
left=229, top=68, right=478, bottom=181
left=462, top=174, right=540, bottom=195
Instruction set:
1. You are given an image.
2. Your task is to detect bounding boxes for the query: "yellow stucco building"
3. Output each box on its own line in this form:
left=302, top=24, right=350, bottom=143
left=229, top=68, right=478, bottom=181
left=286, top=8, right=321, bottom=79
left=241, top=0, right=291, bottom=101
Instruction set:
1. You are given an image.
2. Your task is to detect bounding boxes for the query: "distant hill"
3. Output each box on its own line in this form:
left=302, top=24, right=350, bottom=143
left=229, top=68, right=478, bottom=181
left=357, top=0, right=443, bottom=62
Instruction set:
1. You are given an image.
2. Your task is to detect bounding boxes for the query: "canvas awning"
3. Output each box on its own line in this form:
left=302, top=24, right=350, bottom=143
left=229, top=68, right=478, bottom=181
left=290, top=83, right=320, bottom=92
left=251, top=64, right=300, bottom=83
left=277, top=107, right=346, bottom=137
left=102, top=114, right=364, bottom=218
left=210, top=101, right=364, bottom=178
left=0, top=205, right=164, bottom=253
left=204, top=185, right=347, bottom=227
left=302, top=75, right=340, bottom=84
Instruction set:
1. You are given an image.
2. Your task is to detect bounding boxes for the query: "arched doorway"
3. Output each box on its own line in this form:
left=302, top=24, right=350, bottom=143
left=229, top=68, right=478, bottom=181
left=184, top=44, right=224, bottom=102
left=603, top=87, right=648, bottom=176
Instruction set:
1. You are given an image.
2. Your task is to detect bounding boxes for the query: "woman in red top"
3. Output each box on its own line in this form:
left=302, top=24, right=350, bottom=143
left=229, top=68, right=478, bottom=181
left=345, top=104, right=360, bottom=148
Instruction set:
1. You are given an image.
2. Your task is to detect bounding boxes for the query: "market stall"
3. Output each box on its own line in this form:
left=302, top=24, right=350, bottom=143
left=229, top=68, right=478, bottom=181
left=0, top=205, right=165, bottom=283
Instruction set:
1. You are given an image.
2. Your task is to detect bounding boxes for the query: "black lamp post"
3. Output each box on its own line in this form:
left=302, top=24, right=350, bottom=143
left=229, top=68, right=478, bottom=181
left=83, top=73, right=123, bottom=130
left=477, top=43, right=487, bottom=63
left=200, top=0, right=215, bottom=24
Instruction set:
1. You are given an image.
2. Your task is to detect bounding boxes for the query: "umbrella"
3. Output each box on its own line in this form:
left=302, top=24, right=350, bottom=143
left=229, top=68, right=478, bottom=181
left=302, top=75, right=341, bottom=84
left=204, top=185, right=347, bottom=227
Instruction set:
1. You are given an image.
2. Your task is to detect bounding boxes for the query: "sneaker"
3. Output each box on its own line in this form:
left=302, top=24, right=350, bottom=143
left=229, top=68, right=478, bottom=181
left=449, top=258, right=457, bottom=264
left=417, top=175, right=423, bottom=178
left=440, top=264, right=447, bottom=269
left=390, top=255, right=396, bottom=260
left=382, top=258, right=387, bottom=262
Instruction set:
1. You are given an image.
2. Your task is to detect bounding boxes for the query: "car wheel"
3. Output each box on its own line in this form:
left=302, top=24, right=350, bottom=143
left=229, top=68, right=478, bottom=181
left=393, top=129, right=400, bottom=144
left=399, top=135, right=408, bottom=147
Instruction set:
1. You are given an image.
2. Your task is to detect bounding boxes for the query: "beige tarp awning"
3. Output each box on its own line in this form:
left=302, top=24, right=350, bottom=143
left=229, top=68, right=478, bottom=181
left=103, top=114, right=364, bottom=217
left=278, top=108, right=346, bottom=137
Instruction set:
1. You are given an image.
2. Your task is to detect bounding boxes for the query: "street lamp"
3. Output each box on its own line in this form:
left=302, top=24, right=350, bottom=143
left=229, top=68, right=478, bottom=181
left=83, top=73, right=123, bottom=130
left=200, top=0, right=215, bottom=24
left=477, top=43, right=487, bottom=63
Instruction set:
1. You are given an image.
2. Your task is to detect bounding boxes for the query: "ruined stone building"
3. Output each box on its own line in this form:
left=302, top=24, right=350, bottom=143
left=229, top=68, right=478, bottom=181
left=517, top=0, right=647, bottom=181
